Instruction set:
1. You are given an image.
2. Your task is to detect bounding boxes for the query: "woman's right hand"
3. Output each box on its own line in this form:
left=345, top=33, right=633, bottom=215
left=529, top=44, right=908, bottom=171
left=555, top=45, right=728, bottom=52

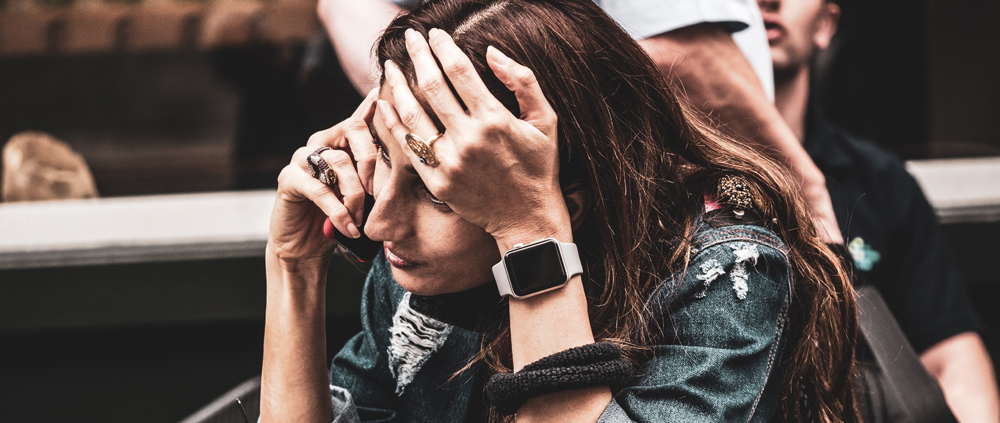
left=266, top=89, right=380, bottom=265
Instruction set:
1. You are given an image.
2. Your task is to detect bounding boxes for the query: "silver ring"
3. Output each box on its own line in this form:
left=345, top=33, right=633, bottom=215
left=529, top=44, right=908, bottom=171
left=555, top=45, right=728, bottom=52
left=307, top=147, right=338, bottom=186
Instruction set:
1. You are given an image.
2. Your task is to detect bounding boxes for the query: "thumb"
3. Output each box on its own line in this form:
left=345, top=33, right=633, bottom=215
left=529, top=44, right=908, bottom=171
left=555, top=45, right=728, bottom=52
left=486, top=46, right=556, bottom=136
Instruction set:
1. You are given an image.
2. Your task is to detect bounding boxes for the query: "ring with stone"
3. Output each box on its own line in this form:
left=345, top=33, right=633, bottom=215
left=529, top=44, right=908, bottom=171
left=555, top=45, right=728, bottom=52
left=306, top=147, right=338, bottom=186
left=405, top=133, right=441, bottom=167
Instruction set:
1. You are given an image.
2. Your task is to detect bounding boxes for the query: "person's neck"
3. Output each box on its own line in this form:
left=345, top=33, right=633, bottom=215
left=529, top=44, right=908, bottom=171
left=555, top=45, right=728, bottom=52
left=773, top=65, right=811, bottom=143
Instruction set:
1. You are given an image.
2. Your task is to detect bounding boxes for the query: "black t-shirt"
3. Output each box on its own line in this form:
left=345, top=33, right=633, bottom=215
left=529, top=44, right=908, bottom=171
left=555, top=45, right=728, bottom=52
left=804, top=102, right=983, bottom=353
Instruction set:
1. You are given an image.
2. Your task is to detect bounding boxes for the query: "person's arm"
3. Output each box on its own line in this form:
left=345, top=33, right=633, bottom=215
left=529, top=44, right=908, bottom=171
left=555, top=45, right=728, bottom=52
left=260, top=92, right=380, bottom=423
left=638, top=22, right=842, bottom=244
left=920, top=332, right=1000, bottom=423
left=317, top=0, right=402, bottom=95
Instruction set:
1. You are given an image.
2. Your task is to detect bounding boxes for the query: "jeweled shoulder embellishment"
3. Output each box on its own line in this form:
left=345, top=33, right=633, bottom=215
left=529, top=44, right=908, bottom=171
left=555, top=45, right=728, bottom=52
left=718, top=175, right=756, bottom=220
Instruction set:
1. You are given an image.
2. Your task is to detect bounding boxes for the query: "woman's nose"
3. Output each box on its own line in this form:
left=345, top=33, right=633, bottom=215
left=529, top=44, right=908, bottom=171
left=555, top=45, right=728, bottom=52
left=363, top=181, right=412, bottom=242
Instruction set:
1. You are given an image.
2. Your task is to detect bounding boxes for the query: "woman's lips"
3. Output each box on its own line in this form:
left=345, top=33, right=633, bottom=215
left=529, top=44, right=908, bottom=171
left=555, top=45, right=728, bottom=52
left=384, top=245, right=419, bottom=268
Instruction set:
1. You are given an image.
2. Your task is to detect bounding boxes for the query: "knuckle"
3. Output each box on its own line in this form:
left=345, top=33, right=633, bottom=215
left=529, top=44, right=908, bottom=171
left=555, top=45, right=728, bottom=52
left=480, top=118, right=508, bottom=136
left=399, top=107, right=422, bottom=129
left=515, top=66, right=537, bottom=85
left=445, top=59, right=474, bottom=79
left=292, top=146, right=312, bottom=162
left=328, top=205, right=351, bottom=223
left=306, top=128, right=334, bottom=147
left=276, top=165, right=294, bottom=186
left=345, top=118, right=368, bottom=133
left=325, top=150, right=353, bottom=168
left=419, top=75, right=448, bottom=99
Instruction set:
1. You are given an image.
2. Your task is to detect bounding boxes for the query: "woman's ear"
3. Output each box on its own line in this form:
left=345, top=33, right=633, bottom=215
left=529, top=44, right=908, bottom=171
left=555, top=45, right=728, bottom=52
left=562, top=181, right=590, bottom=233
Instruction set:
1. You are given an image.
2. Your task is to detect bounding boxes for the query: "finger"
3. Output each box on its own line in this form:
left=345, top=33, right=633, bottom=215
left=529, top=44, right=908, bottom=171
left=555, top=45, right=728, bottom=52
left=320, top=149, right=366, bottom=226
left=426, top=28, right=505, bottom=114
left=305, top=90, right=380, bottom=193
left=376, top=99, right=442, bottom=185
left=486, top=46, right=557, bottom=136
left=346, top=89, right=380, bottom=194
left=384, top=60, right=445, bottom=144
left=403, top=28, right=467, bottom=125
left=277, top=165, right=361, bottom=239
left=308, top=89, right=378, bottom=150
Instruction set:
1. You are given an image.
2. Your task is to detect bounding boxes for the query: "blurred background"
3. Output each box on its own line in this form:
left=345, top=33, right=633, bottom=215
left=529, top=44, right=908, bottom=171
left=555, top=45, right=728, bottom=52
left=0, top=0, right=998, bottom=421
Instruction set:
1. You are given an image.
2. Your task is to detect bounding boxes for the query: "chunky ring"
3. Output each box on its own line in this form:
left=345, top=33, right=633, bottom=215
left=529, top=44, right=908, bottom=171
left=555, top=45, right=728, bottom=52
left=307, top=147, right=338, bottom=186
left=405, top=133, right=441, bottom=167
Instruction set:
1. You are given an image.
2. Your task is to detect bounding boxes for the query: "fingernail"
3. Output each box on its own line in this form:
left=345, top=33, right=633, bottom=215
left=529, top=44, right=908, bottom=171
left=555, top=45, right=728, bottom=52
left=384, top=60, right=399, bottom=85
left=487, top=45, right=511, bottom=67
left=428, top=28, right=441, bottom=39
left=347, top=222, right=361, bottom=239
left=404, top=28, right=418, bottom=46
left=376, top=100, right=392, bottom=119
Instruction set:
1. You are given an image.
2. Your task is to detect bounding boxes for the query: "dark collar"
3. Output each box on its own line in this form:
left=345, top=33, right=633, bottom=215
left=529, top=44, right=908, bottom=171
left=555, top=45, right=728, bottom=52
left=803, top=97, right=852, bottom=170
left=409, top=280, right=504, bottom=333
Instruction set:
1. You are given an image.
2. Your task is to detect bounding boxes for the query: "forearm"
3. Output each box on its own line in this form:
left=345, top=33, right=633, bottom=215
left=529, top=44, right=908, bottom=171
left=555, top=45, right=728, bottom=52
left=498, top=229, right=611, bottom=422
left=509, top=275, right=612, bottom=423
left=260, top=245, right=333, bottom=423
left=639, top=23, right=841, bottom=243
left=318, top=0, right=401, bottom=95
left=920, top=332, right=1000, bottom=423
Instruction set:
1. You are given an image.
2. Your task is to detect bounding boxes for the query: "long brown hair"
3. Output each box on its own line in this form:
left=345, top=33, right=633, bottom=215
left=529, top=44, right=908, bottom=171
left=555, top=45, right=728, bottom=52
left=376, top=0, right=859, bottom=421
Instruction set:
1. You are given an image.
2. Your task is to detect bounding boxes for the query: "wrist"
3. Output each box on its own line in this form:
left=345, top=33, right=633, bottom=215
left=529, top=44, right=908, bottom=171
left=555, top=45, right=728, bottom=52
left=493, top=220, right=573, bottom=253
left=265, top=242, right=330, bottom=291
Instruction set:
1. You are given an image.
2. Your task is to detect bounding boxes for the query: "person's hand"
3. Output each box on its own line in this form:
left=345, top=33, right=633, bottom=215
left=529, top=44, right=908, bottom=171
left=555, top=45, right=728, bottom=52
left=267, top=89, right=379, bottom=264
left=377, top=28, right=570, bottom=251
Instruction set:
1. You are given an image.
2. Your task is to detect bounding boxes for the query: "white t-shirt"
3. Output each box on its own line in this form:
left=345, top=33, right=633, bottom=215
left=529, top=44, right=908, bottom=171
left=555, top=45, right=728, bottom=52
left=387, top=0, right=774, bottom=101
left=596, top=0, right=774, bottom=101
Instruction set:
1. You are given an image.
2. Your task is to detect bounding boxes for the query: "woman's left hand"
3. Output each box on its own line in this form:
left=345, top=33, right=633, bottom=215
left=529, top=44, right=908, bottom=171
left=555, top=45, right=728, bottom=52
left=378, top=28, right=572, bottom=251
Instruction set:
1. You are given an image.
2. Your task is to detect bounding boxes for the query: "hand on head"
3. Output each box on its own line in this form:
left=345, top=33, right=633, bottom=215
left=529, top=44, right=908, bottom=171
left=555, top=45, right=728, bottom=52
left=269, top=27, right=572, bottom=265
left=376, top=28, right=572, bottom=250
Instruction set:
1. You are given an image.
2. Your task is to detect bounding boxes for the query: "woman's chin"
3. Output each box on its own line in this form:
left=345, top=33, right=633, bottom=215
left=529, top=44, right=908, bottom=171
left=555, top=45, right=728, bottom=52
left=390, top=268, right=450, bottom=296
left=390, top=267, right=491, bottom=296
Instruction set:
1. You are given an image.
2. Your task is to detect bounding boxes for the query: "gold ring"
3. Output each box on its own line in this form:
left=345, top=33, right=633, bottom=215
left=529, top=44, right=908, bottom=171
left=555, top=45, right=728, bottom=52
left=405, top=133, right=440, bottom=167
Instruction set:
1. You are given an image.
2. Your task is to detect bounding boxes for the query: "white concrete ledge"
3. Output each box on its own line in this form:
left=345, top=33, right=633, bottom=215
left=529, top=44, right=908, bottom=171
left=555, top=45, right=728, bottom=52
left=907, top=157, right=1000, bottom=224
left=2, top=157, right=999, bottom=270
left=0, top=190, right=275, bottom=269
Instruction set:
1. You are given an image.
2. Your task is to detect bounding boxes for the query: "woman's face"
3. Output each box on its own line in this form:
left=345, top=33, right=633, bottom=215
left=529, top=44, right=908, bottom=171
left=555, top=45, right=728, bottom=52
left=363, top=86, right=501, bottom=296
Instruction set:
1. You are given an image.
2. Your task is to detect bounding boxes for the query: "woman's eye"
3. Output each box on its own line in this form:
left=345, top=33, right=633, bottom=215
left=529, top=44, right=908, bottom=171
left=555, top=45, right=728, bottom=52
left=421, top=185, right=450, bottom=208
left=377, top=144, right=390, bottom=164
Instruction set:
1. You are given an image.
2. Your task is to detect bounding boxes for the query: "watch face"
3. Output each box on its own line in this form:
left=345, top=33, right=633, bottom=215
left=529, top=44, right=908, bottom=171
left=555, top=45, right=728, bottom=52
left=505, top=241, right=567, bottom=297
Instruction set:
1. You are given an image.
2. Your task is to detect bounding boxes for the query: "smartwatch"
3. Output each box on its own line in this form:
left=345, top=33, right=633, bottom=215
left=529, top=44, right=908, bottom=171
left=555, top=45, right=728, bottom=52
left=492, top=238, right=583, bottom=298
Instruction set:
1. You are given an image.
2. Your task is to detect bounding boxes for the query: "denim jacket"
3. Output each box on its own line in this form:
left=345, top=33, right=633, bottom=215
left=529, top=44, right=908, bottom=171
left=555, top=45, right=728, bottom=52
left=324, top=214, right=793, bottom=423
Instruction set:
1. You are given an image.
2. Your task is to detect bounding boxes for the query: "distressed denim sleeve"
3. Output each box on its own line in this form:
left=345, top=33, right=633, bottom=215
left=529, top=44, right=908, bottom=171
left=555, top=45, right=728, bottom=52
left=610, top=233, right=792, bottom=422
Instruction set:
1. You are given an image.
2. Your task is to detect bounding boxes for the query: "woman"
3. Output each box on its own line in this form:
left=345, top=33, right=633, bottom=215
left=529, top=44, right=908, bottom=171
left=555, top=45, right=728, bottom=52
left=261, top=0, right=858, bottom=421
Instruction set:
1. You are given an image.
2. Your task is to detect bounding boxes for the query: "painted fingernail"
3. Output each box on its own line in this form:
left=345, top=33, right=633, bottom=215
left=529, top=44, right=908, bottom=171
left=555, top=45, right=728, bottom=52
left=346, top=222, right=361, bottom=239
left=404, top=28, right=418, bottom=46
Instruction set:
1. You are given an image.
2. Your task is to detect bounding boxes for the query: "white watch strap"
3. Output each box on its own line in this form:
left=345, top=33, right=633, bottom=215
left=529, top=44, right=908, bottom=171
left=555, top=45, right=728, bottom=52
left=492, top=239, right=582, bottom=298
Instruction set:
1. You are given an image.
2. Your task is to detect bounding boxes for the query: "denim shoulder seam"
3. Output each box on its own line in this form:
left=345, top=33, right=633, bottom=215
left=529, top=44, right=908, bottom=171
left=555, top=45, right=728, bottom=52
left=689, top=229, right=793, bottom=421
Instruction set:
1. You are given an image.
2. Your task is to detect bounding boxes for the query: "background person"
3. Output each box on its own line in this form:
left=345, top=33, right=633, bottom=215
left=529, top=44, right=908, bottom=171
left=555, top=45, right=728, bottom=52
left=317, top=0, right=844, bottom=245
left=758, top=0, right=1000, bottom=421
left=261, top=0, right=860, bottom=421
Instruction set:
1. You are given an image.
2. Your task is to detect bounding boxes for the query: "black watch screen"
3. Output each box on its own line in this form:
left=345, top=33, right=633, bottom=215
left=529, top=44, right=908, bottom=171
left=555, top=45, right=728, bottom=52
left=505, top=241, right=567, bottom=297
